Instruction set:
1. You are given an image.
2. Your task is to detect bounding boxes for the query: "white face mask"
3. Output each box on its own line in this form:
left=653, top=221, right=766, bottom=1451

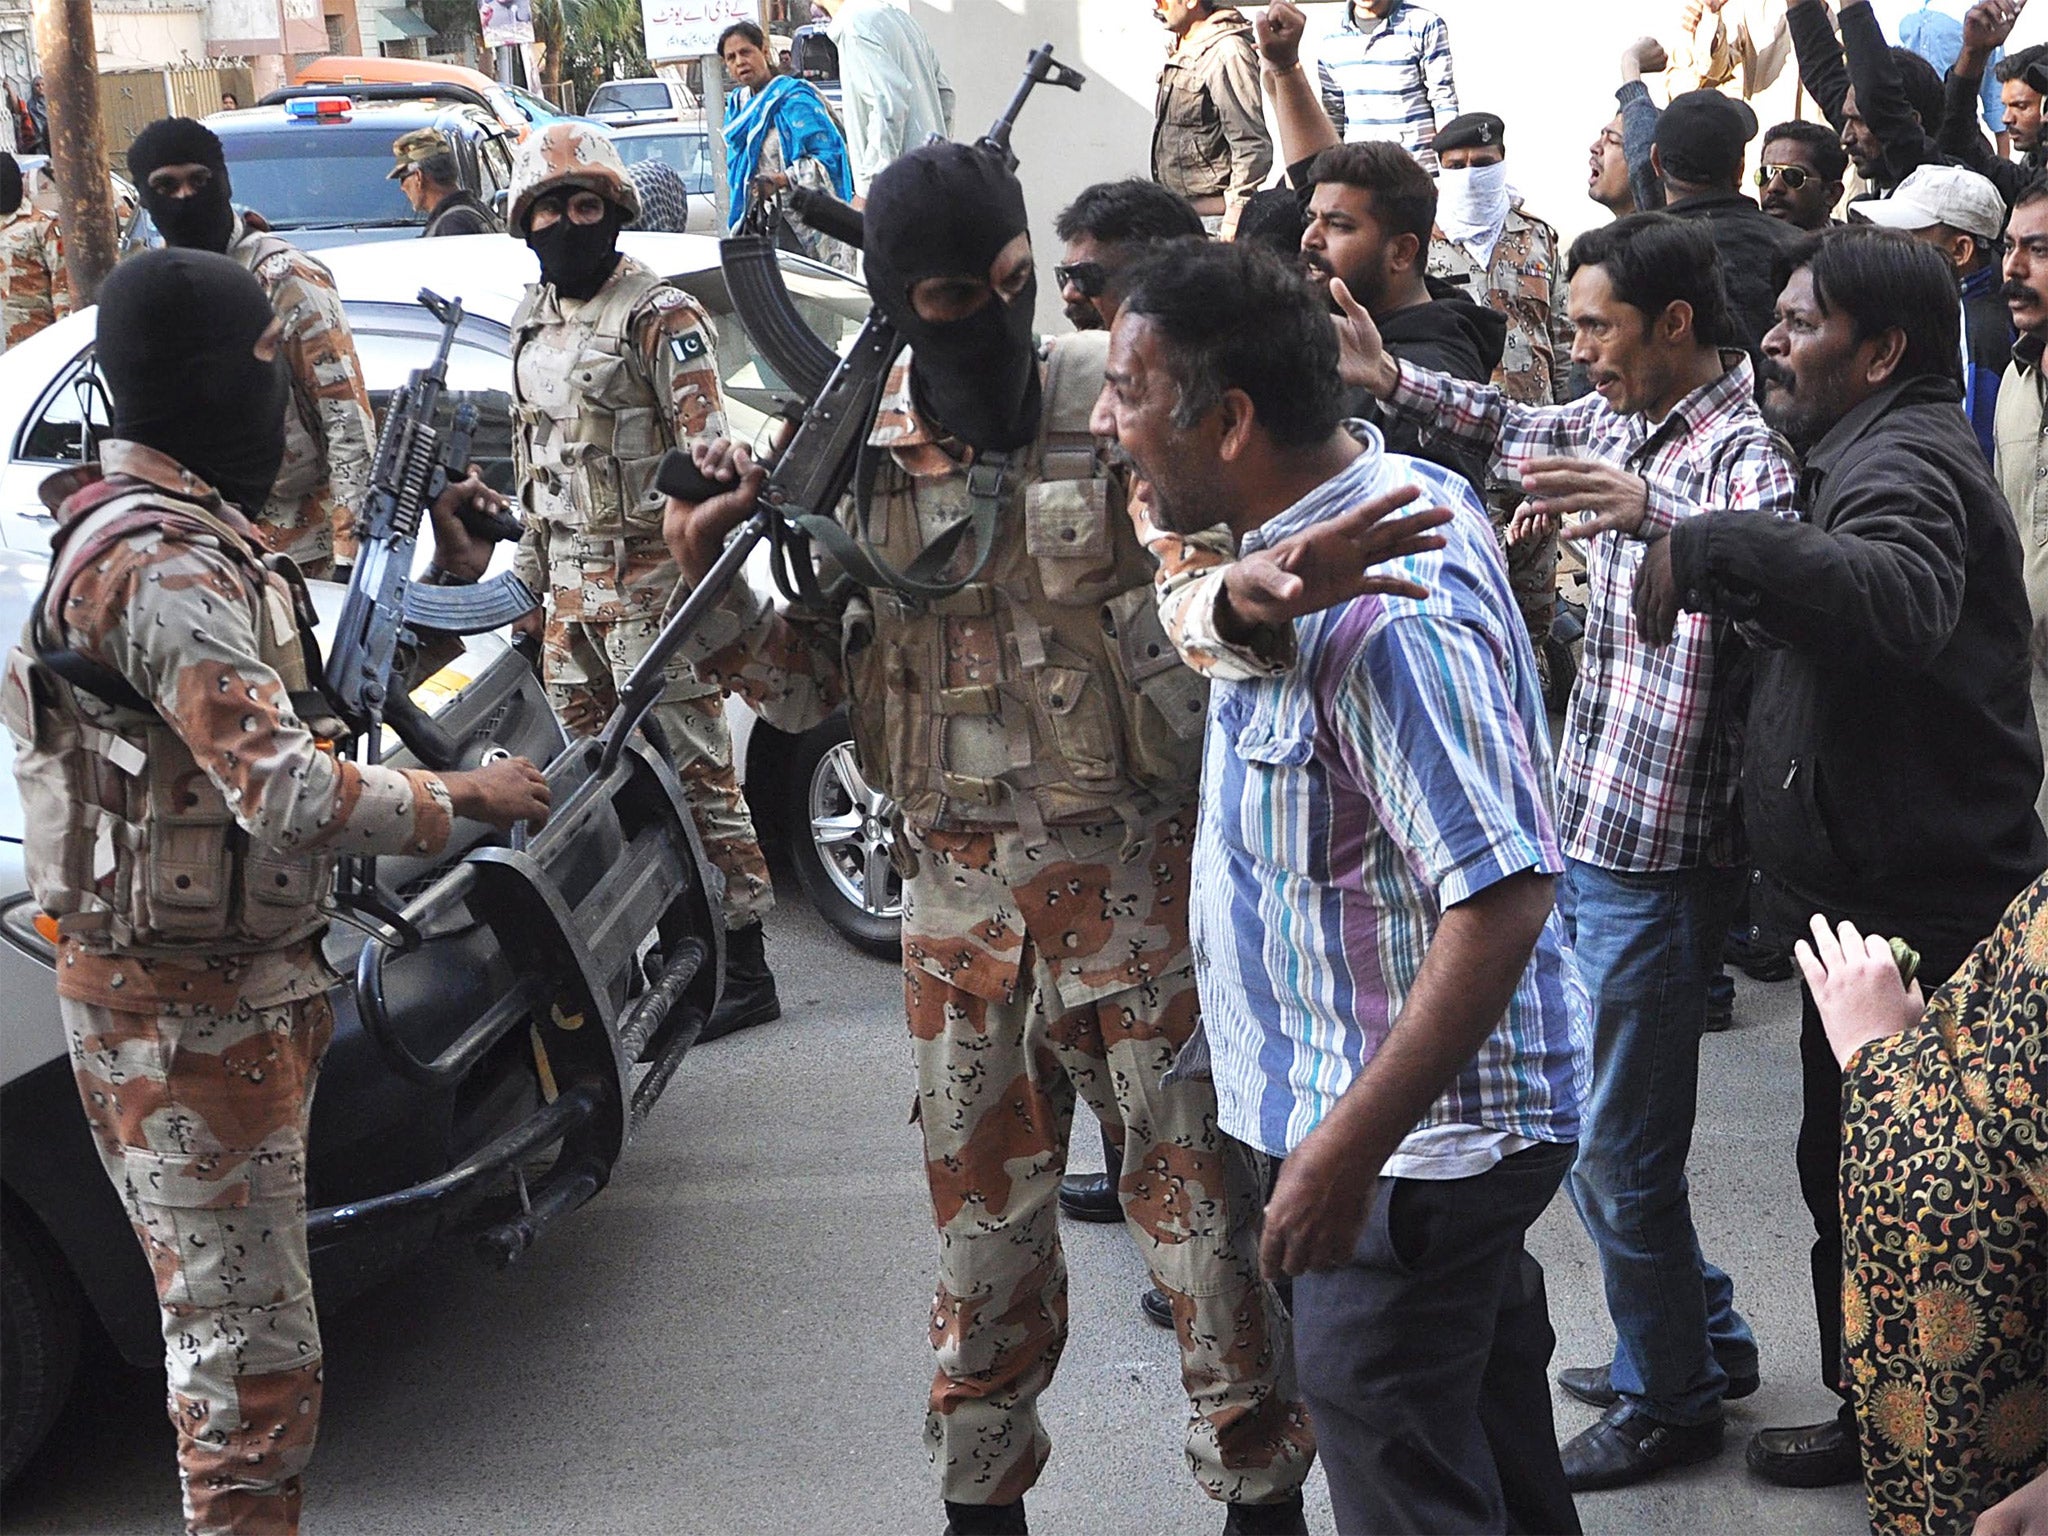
left=1437, top=160, right=1511, bottom=253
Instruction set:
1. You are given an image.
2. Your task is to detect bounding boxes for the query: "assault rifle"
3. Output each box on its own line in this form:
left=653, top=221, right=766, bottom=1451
left=589, top=43, right=1085, bottom=778
left=324, top=288, right=537, bottom=767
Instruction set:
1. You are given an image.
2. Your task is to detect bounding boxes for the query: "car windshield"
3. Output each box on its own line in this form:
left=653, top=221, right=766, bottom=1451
left=506, top=86, right=554, bottom=122
left=221, top=129, right=423, bottom=229
left=590, top=83, right=668, bottom=112
left=612, top=132, right=711, bottom=193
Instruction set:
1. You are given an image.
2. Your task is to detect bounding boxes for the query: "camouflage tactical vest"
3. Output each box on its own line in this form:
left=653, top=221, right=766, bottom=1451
left=233, top=228, right=328, bottom=513
left=508, top=260, right=674, bottom=548
left=0, top=484, right=337, bottom=955
left=844, top=332, right=1208, bottom=840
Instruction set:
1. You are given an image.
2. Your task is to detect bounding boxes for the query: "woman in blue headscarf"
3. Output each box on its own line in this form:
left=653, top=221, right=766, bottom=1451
left=719, top=20, right=856, bottom=273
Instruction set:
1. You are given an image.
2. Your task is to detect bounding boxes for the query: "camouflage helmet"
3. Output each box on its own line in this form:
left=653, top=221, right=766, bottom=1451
left=507, top=121, right=640, bottom=232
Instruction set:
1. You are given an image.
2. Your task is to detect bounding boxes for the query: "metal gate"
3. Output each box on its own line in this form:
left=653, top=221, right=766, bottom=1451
left=96, top=63, right=254, bottom=156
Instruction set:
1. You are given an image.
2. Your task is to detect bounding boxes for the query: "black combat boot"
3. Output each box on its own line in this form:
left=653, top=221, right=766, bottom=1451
left=942, top=1499, right=1027, bottom=1534
left=700, top=922, right=781, bottom=1041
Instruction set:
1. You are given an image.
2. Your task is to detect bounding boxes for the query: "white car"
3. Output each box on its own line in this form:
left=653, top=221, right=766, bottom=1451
left=607, top=122, right=718, bottom=233
left=583, top=77, right=702, bottom=129
left=0, top=231, right=903, bottom=957
left=0, top=232, right=906, bottom=1484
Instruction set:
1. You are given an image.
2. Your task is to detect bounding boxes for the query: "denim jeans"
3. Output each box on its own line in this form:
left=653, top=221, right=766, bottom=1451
left=1560, top=860, right=1758, bottom=1426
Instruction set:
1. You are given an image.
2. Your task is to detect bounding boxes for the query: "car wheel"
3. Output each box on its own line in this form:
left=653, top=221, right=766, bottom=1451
left=1, top=1202, right=82, bottom=1486
left=786, top=716, right=901, bottom=958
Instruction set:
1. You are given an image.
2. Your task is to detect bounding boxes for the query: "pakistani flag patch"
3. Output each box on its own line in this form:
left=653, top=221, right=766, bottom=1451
left=670, top=331, right=709, bottom=367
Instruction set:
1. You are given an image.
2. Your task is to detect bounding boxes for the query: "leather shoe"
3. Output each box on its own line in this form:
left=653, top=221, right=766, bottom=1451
left=1139, top=1286, right=1175, bottom=1329
left=1058, top=1171, right=1122, bottom=1223
left=1561, top=1402, right=1723, bottom=1491
left=1223, top=1493, right=1307, bottom=1534
left=1746, top=1419, right=1862, bottom=1488
left=1558, top=1362, right=1759, bottom=1410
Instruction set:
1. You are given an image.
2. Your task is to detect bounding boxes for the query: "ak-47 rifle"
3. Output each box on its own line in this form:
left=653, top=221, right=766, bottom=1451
left=324, top=288, right=538, bottom=768
left=588, top=43, right=1085, bottom=778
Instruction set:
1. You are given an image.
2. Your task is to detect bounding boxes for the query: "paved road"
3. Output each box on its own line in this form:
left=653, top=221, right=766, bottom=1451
left=2, top=888, right=1868, bottom=1535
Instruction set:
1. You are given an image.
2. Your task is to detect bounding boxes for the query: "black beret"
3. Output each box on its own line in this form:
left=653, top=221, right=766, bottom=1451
left=1654, top=90, right=1759, bottom=185
left=1432, top=112, right=1505, bottom=154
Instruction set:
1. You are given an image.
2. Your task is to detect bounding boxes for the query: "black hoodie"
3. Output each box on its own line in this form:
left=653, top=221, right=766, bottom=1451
left=1352, top=274, right=1507, bottom=496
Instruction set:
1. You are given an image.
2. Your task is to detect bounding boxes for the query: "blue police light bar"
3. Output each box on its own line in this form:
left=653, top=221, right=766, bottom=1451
left=286, top=96, right=352, bottom=121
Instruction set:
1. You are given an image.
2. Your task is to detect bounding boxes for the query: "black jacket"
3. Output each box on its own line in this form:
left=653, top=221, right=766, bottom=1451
left=1789, top=0, right=1951, bottom=193
left=1938, top=64, right=2044, bottom=207
left=1668, top=375, right=2046, bottom=952
left=1359, top=275, right=1507, bottom=493
left=423, top=189, right=498, bottom=237
left=1660, top=190, right=1803, bottom=359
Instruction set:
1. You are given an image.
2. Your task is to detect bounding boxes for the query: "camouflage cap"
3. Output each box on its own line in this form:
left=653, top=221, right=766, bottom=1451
left=388, top=126, right=454, bottom=180
left=508, top=120, right=640, bottom=231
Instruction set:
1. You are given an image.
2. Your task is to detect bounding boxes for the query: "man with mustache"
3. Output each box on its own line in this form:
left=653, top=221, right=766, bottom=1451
left=1639, top=224, right=2046, bottom=1491
left=1052, top=178, right=1205, bottom=336
left=1937, top=4, right=2043, bottom=208
left=1756, top=121, right=1846, bottom=230
left=1299, top=141, right=1504, bottom=493
left=1788, top=0, right=1952, bottom=195
left=1340, top=211, right=1799, bottom=1492
left=1993, top=178, right=2048, bottom=836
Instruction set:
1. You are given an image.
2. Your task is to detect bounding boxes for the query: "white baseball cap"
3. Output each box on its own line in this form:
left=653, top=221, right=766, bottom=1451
left=1852, top=163, right=2007, bottom=244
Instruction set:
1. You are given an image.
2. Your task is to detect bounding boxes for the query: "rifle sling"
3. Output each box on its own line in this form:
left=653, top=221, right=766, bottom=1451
left=794, top=438, right=1012, bottom=604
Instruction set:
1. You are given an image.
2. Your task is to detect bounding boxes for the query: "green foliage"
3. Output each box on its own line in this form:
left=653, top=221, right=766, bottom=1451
left=532, top=0, right=649, bottom=100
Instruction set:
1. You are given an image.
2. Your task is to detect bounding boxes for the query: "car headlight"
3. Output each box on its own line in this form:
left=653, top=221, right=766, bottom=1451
left=0, top=893, right=56, bottom=963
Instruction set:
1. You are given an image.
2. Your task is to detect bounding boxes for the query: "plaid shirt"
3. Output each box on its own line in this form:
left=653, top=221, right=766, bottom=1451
left=1316, top=1, right=1458, bottom=171
left=1386, top=352, right=1800, bottom=872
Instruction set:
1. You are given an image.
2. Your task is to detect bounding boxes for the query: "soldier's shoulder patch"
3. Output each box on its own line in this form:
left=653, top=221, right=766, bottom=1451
left=669, top=329, right=710, bottom=367
left=649, top=286, right=693, bottom=312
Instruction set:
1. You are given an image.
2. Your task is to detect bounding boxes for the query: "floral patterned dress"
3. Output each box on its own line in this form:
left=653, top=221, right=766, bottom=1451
left=1842, top=871, right=2048, bottom=1535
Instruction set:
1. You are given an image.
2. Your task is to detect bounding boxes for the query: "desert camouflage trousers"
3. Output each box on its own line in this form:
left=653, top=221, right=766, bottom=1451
left=907, top=941, right=1314, bottom=1509
left=540, top=548, right=770, bottom=925
left=61, top=988, right=331, bottom=1536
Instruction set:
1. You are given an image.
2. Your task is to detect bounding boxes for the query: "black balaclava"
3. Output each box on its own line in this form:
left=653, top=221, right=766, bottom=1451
left=97, top=248, right=287, bottom=514
left=524, top=198, right=625, bottom=302
left=127, top=117, right=235, bottom=253
left=0, top=154, right=22, bottom=217
left=863, top=142, right=1042, bottom=453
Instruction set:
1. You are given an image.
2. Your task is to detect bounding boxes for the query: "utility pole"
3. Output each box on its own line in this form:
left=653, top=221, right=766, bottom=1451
left=30, top=0, right=116, bottom=304
left=704, top=51, right=726, bottom=228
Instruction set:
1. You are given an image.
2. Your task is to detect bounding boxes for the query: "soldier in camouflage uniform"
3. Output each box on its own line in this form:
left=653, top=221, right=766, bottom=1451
left=0, top=151, right=65, bottom=352
left=127, top=118, right=376, bottom=578
left=1425, top=112, right=1573, bottom=689
left=664, top=141, right=1315, bottom=1536
left=503, top=122, right=779, bottom=1037
left=1, top=249, right=550, bottom=1536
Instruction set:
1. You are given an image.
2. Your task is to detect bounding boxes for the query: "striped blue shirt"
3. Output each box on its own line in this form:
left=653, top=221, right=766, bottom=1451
left=1190, top=427, right=1589, bottom=1159
left=1316, top=1, right=1459, bottom=171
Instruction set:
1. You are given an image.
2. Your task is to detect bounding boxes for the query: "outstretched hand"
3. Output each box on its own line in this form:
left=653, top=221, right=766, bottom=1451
left=1220, top=484, right=1452, bottom=635
left=1509, top=457, right=1651, bottom=545
left=1332, top=277, right=1396, bottom=396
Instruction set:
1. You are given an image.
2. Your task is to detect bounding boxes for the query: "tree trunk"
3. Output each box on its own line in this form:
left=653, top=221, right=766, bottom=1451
left=30, top=0, right=116, bottom=303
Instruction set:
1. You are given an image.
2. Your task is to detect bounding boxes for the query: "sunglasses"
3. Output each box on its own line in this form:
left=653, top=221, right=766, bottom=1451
left=1054, top=260, right=1108, bottom=297
left=1756, top=163, right=1816, bottom=191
